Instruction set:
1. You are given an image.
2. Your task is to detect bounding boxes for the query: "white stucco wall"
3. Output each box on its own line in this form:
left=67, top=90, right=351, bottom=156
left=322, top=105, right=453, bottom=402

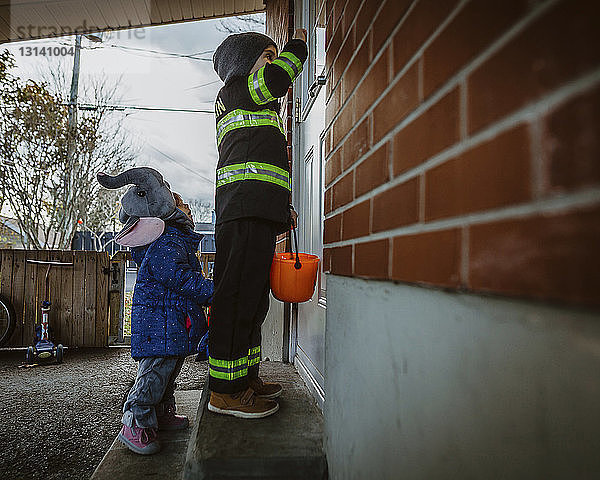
left=325, top=275, right=600, bottom=480
left=261, top=294, right=285, bottom=361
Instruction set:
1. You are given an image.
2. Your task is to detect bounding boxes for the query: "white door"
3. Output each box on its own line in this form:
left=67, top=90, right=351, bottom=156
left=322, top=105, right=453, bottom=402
left=291, top=0, right=327, bottom=407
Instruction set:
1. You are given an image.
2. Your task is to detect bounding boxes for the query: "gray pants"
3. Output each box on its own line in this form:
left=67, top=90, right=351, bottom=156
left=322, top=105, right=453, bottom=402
left=122, top=357, right=185, bottom=429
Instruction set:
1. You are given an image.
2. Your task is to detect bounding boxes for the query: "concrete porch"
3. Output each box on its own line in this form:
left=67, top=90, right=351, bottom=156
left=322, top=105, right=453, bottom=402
left=91, top=361, right=327, bottom=480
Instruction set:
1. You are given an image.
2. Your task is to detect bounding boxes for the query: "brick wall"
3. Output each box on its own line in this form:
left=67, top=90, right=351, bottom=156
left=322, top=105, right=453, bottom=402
left=322, top=0, right=600, bottom=307
left=266, top=0, right=291, bottom=56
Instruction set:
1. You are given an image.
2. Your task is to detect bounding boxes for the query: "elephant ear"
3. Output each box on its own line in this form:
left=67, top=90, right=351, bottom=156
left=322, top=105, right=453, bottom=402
left=115, top=217, right=165, bottom=247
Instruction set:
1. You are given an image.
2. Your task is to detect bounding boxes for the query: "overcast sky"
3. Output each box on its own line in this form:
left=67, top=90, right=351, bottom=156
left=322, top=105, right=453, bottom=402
left=1, top=14, right=265, bottom=211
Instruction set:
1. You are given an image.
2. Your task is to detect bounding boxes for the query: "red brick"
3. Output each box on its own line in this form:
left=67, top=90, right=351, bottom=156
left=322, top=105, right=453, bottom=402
left=342, top=116, right=370, bottom=170
left=333, top=99, right=353, bottom=148
left=333, top=26, right=355, bottom=88
left=324, top=187, right=333, bottom=214
left=372, top=62, right=419, bottom=142
left=332, top=170, right=354, bottom=210
left=344, top=0, right=362, bottom=22
left=423, top=0, right=529, bottom=98
left=469, top=206, right=600, bottom=307
left=393, top=87, right=460, bottom=176
left=356, top=142, right=390, bottom=197
left=324, top=213, right=343, bottom=244
left=372, top=177, right=419, bottom=232
left=342, top=0, right=362, bottom=39
left=545, top=84, right=600, bottom=192
left=342, top=199, right=371, bottom=240
left=468, top=0, right=600, bottom=134
left=392, top=228, right=462, bottom=287
left=326, top=0, right=335, bottom=20
left=392, top=0, right=459, bottom=75
left=355, top=0, right=382, bottom=46
left=326, top=23, right=343, bottom=78
left=326, top=81, right=341, bottom=128
left=425, top=125, right=531, bottom=221
left=354, top=47, right=390, bottom=119
left=372, top=0, right=412, bottom=55
left=343, top=34, right=371, bottom=102
left=324, top=127, right=333, bottom=156
left=333, top=0, right=346, bottom=26
left=355, top=239, right=390, bottom=279
left=326, top=9, right=334, bottom=50
left=330, top=245, right=353, bottom=276
left=325, top=148, right=342, bottom=187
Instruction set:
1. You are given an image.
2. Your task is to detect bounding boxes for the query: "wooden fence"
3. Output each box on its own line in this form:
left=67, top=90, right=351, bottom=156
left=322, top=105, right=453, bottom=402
left=0, top=249, right=110, bottom=347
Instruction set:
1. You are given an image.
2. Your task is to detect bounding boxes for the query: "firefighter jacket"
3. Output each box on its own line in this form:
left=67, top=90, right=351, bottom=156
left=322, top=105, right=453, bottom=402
left=214, top=39, right=308, bottom=233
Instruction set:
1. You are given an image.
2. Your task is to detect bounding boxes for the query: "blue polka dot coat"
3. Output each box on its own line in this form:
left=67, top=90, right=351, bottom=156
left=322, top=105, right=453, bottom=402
left=130, top=224, right=213, bottom=359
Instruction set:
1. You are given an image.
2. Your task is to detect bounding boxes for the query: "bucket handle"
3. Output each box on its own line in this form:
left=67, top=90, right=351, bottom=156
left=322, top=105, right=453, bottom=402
left=292, top=226, right=302, bottom=270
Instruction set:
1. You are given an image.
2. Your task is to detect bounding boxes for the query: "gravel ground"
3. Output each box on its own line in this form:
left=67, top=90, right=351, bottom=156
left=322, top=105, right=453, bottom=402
left=0, top=347, right=208, bottom=480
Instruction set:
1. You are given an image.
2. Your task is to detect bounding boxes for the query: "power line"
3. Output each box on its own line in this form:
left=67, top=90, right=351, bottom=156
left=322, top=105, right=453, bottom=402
left=103, top=44, right=213, bottom=60
left=147, top=144, right=215, bottom=185
left=72, top=103, right=214, bottom=113
left=55, top=40, right=214, bottom=61
left=185, top=80, right=221, bottom=91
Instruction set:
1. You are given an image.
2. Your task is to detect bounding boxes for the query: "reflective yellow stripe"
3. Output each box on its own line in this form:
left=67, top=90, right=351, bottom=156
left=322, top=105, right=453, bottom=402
left=273, top=51, right=303, bottom=81
left=209, top=355, right=249, bottom=381
left=249, top=346, right=261, bottom=355
left=216, top=162, right=290, bottom=191
left=209, top=356, right=247, bottom=368
left=248, top=345, right=261, bottom=367
left=209, top=367, right=248, bottom=380
left=248, top=66, right=275, bottom=105
left=216, top=108, right=284, bottom=146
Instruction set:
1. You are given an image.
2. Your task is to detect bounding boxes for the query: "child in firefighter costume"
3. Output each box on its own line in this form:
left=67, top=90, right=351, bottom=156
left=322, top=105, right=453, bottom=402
left=209, top=30, right=307, bottom=418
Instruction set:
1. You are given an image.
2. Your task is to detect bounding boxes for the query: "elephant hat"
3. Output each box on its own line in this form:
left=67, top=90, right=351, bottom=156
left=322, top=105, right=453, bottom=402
left=97, top=167, right=194, bottom=247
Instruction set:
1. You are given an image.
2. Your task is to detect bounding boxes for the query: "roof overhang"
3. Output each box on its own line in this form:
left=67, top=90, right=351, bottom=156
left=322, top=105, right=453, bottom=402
left=0, top=0, right=266, bottom=44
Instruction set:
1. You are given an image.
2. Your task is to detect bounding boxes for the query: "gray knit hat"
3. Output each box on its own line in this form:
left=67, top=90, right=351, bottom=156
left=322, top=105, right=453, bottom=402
left=213, top=32, right=278, bottom=84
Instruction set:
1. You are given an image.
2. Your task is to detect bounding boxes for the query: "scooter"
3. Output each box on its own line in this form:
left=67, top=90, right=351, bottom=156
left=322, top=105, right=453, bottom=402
left=25, top=259, right=73, bottom=365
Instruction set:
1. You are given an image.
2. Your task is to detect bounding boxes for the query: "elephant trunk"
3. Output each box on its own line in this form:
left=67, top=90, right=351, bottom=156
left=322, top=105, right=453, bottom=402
left=97, top=170, right=132, bottom=189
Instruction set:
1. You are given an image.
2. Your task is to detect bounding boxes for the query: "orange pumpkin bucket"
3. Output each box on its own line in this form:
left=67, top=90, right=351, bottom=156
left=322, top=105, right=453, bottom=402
left=270, top=227, right=320, bottom=303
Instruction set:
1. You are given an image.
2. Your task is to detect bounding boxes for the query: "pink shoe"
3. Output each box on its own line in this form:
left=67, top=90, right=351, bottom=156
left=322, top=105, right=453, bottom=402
left=118, top=423, right=160, bottom=455
left=157, top=404, right=189, bottom=431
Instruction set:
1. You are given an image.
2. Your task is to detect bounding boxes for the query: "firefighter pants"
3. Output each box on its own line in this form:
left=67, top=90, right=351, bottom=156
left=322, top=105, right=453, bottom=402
left=209, top=218, right=278, bottom=393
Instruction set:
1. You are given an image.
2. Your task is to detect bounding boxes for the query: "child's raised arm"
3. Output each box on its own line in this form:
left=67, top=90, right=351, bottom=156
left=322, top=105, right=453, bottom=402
left=247, top=34, right=308, bottom=103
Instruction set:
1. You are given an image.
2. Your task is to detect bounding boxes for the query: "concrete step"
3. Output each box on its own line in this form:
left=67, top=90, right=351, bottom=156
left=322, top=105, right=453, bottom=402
left=91, top=389, right=202, bottom=480
left=183, top=362, right=327, bottom=480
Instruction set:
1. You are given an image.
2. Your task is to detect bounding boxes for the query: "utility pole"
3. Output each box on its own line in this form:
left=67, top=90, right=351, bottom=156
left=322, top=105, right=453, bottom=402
left=62, top=34, right=82, bottom=248
left=68, top=34, right=82, bottom=128
left=64, top=33, right=102, bottom=247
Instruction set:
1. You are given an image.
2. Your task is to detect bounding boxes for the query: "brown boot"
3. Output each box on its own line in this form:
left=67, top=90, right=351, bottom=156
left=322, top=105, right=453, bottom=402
left=208, top=388, right=279, bottom=419
left=248, top=376, right=283, bottom=399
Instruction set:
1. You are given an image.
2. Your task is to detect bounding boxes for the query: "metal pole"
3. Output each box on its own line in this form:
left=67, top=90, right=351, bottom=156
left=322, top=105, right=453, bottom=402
left=68, top=34, right=82, bottom=128
left=65, top=34, right=82, bottom=240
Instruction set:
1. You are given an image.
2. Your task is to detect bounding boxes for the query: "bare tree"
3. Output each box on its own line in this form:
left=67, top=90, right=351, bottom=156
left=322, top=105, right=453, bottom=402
left=78, top=187, right=124, bottom=252
left=0, top=49, right=135, bottom=249
left=188, top=199, right=213, bottom=223
left=0, top=50, right=12, bottom=215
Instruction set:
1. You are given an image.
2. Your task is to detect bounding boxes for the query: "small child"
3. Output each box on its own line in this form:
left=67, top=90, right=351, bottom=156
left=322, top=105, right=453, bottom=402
left=97, top=168, right=213, bottom=455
